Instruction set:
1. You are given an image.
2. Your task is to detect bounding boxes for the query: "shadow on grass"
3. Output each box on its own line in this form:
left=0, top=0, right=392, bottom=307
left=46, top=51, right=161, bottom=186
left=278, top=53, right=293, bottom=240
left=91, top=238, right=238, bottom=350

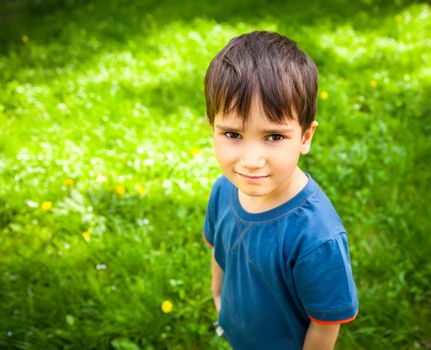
left=0, top=0, right=424, bottom=56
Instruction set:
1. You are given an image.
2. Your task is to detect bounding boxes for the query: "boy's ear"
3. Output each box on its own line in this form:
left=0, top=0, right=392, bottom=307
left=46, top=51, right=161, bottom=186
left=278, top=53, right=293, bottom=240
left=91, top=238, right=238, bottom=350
left=300, top=121, right=319, bottom=155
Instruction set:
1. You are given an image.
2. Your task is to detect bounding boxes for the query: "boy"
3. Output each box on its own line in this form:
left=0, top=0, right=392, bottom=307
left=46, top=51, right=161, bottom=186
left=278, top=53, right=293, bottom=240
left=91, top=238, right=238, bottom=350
left=202, top=31, right=358, bottom=350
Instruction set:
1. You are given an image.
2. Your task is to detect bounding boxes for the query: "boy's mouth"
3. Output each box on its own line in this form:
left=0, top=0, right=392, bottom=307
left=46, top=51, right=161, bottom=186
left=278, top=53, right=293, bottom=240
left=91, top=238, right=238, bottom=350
left=236, top=172, right=269, bottom=182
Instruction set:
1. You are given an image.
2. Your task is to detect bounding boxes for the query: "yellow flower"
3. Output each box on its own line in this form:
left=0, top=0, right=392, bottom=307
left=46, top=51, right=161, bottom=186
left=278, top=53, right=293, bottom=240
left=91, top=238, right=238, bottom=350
left=395, top=15, right=402, bottom=23
left=41, top=201, right=52, bottom=211
left=64, top=178, right=74, bottom=186
left=137, top=186, right=146, bottom=196
left=319, top=91, right=329, bottom=100
left=191, top=147, right=201, bottom=156
left=116, top=185, right=126, bottom=195
left=21, top=35, right=29, bottom=43
left=82, top=231, right=91, bottom=241
left=369, top=80, right=377, bottom=88
left=161, top=300, right=173, bottom=313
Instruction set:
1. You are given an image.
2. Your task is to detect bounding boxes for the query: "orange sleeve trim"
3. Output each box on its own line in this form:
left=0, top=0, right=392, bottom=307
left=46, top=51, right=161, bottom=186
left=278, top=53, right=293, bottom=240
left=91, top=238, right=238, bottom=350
left=308, top=309, right=358, bottom=325
left=202, top=231, right=214, bottom=248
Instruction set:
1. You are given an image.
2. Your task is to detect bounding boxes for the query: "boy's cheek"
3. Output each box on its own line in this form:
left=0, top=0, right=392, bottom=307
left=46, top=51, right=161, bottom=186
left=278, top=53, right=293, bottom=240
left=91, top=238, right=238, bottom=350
left=214, top=140, right=233, bottom=159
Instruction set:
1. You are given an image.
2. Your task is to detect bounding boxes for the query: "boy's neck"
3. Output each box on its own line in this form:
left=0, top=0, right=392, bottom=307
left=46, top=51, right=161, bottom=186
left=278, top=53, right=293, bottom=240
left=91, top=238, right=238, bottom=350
left=238, top=167, right=308, bottom=214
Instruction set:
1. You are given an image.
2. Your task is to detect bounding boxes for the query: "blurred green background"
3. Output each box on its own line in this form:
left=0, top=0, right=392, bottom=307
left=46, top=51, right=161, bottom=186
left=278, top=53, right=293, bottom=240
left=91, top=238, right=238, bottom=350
left=1, top=0, right=430, bottom=349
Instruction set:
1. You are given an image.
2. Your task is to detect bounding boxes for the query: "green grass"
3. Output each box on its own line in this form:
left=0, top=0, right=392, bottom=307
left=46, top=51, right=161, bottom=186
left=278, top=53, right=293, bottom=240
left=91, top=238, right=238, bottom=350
left=1, top=0, right=430, bottom=349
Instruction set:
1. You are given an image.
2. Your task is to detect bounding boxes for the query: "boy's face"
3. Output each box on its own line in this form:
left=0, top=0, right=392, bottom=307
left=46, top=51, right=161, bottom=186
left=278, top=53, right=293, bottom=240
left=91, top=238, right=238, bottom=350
left=212, top=97, right=318, bottom=204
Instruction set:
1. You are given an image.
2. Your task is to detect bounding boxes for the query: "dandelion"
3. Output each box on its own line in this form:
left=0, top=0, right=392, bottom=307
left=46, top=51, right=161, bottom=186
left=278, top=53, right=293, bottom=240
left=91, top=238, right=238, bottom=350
left=21, top=35, right=28, bottom=43
left=137, top=186, right=146, bottom=196
left=319, top=91, right=329, bottom=100
left=41, top=201, right=52, bottom=211
left=64, top=178, right=74, bottom=186
left=161, top=300, right=173, bottom=313
left=395, top=15, right=402, bottom=23
left=116, top=185, right=126, bottom=195
left=82, top=231, right=91, bottom=241
left=369, top=80, right=377, bottom=88
left=191, top=147, right=201, bottom=156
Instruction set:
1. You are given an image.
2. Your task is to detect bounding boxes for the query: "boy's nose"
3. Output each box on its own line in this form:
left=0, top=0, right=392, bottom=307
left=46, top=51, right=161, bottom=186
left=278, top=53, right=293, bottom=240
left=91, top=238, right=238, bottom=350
left=239, top=146, right=266, bottom=170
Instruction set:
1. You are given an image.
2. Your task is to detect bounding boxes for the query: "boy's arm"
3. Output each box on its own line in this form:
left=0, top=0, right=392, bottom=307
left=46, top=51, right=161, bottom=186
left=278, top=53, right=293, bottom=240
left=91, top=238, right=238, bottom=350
left=211, top=249, right=223, bottom=312
left=302, top=321, right=340, bottom=350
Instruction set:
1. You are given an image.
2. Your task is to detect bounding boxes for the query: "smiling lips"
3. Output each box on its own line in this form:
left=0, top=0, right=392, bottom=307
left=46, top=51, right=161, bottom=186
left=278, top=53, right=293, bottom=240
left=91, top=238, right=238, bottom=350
left=237, top=172, right=269, bottom=183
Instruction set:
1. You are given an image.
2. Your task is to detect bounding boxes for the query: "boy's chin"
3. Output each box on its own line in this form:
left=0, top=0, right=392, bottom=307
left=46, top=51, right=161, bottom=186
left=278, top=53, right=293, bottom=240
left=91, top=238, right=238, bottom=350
left=237, top=186, right=270, bottom=198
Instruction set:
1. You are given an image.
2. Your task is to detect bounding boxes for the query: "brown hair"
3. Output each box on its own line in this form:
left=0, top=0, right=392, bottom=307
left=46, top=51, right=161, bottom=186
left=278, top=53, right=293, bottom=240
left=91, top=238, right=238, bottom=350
left=204, top=31, right=318, bottom=132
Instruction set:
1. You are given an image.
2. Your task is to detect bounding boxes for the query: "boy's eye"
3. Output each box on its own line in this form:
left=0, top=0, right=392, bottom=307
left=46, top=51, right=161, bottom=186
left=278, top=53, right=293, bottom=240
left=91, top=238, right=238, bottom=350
left=224, top=132, right=241, bottom=139
left=266, top=134, right=285, bottom=142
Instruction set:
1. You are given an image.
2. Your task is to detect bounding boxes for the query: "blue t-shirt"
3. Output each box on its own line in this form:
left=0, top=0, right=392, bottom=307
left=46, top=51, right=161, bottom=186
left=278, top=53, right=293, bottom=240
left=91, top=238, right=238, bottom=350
left=202, top=173, right=358, bottom=350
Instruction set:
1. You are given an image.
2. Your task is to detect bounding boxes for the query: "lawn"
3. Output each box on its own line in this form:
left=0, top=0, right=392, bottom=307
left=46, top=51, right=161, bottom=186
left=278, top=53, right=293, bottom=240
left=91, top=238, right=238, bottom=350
left=0, top=0, right=430, bottom=349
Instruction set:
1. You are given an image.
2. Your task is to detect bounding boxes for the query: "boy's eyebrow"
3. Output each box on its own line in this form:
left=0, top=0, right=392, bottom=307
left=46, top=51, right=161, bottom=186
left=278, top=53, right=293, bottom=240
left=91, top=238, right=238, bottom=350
left=261, top=128, right=295, bottom=134
left=215, top=124, right=295, bottom=134
left=215, top=125, right=243, bottom=132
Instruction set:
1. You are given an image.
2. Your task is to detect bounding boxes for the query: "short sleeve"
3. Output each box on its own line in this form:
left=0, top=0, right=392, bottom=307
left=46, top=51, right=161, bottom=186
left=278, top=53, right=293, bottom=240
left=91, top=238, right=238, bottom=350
left=293, top=233, right=358, bottom=324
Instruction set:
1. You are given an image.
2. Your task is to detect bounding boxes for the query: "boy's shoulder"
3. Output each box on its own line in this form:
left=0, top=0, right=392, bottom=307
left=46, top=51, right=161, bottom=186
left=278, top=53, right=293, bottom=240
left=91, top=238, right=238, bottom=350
left=208, top=174, right=232, bottom=200
left=212, top=174, right=231, bottom=188
left=308, top=177, right=344, bottom=226
left=290, top=175, right=348, bottom=257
